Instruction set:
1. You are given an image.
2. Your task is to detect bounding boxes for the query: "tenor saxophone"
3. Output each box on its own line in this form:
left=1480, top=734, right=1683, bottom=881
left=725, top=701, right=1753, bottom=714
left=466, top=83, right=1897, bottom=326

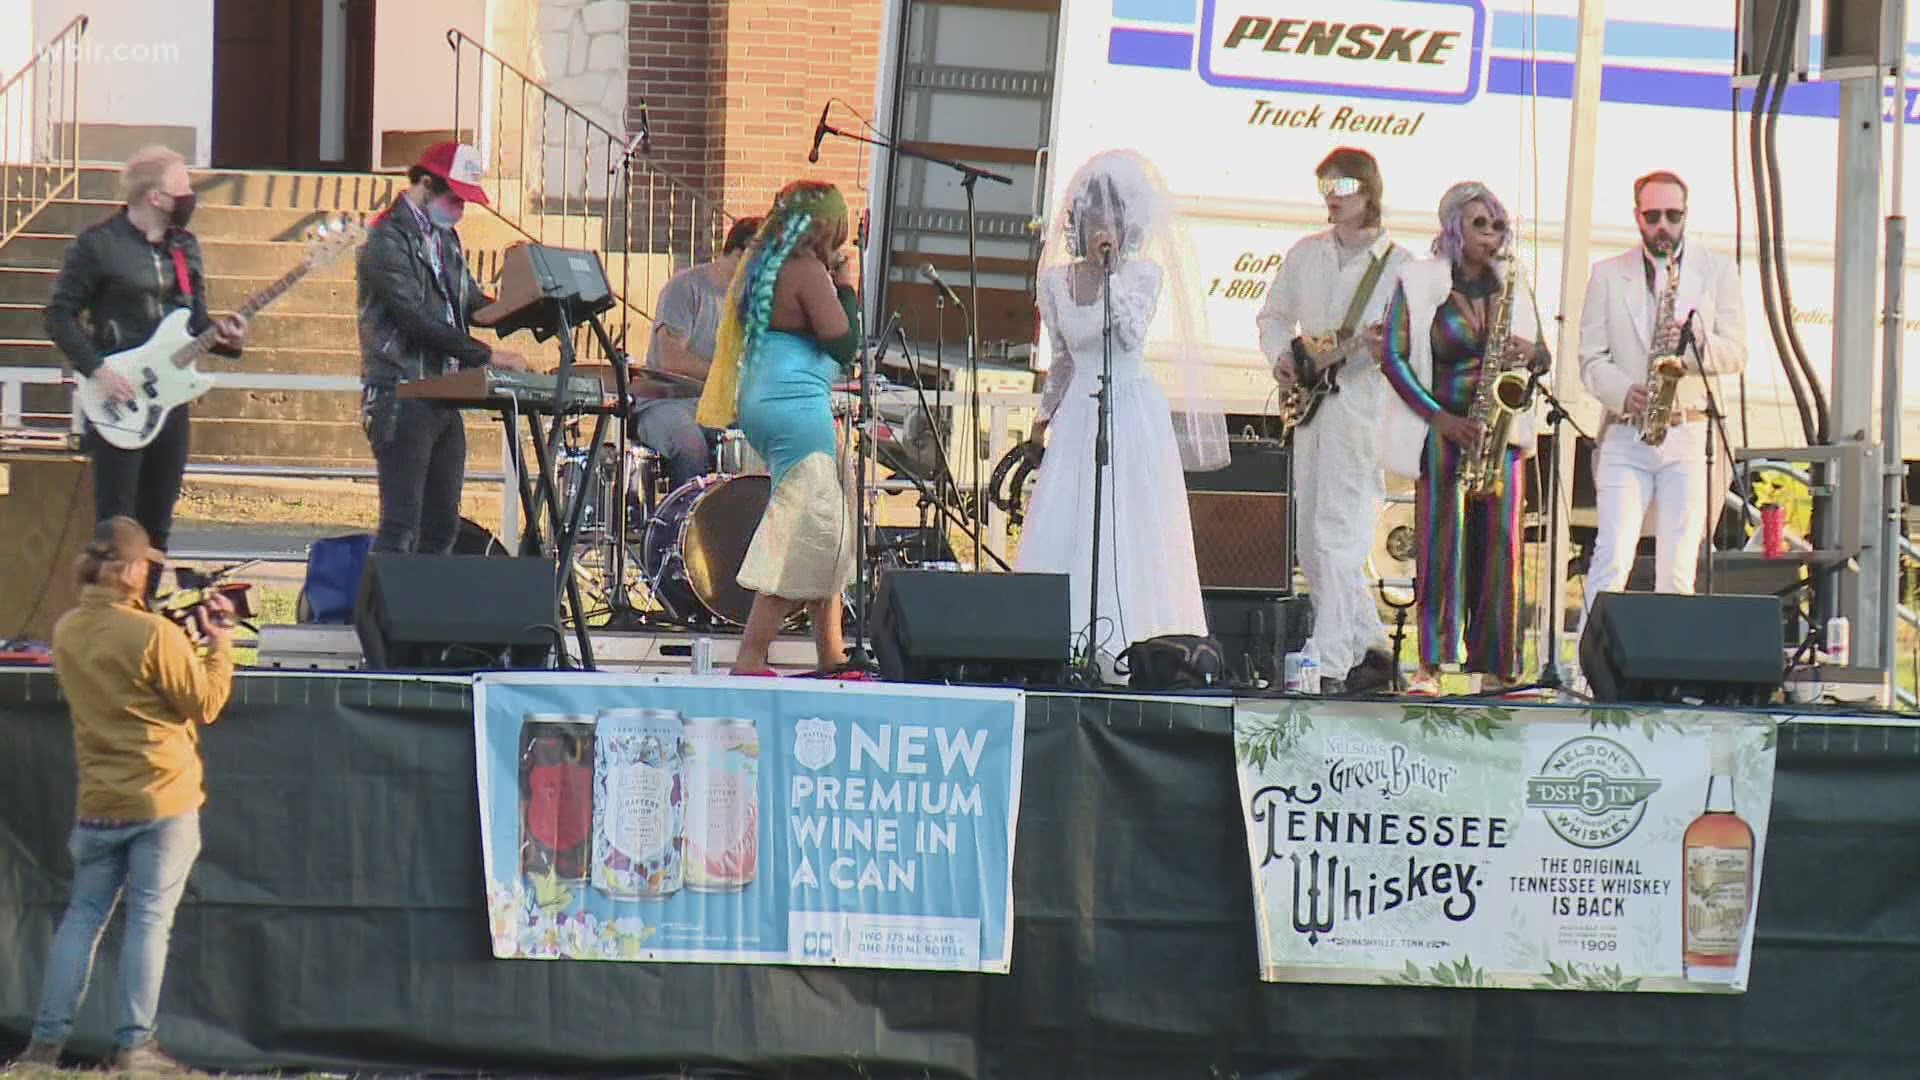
left=1636, top=252, right=1687, bottom=446
left=1458, top=256, right=1531, bottom=498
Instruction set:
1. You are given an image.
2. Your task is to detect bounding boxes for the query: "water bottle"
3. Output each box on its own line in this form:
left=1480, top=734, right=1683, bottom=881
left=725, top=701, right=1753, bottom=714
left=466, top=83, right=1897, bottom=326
left=1825, top=616, right=1850, bottom=667
left=1282, top=650, right=1306, bottom=693
left=1299, top=640, right=1322, bottom=695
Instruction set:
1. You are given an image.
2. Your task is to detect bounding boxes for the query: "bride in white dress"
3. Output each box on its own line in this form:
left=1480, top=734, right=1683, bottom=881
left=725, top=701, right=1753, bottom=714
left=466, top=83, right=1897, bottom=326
left=1017, top=149, right=1228, bottom=669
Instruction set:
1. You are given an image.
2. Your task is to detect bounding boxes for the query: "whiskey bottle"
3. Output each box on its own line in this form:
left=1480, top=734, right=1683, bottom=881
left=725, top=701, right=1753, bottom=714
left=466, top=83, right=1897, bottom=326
left=1682, top=727, right=1755, bottom=983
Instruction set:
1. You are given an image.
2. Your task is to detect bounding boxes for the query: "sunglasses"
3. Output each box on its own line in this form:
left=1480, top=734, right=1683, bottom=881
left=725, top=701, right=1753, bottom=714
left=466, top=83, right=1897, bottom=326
left=1640, top=209, right=1686, bottom=225
left=1468, top=215, right=1508, bottom=233
left=1318, top=176, right=1363, bottom=198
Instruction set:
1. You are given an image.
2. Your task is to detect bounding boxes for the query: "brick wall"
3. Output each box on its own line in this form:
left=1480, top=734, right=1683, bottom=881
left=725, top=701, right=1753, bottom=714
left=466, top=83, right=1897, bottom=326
left=626, top=0, right=886, bottom=252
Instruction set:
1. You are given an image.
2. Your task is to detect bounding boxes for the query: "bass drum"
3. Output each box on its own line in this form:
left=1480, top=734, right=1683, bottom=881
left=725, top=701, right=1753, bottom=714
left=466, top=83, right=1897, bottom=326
left=641, top=474, right=770, bottom=626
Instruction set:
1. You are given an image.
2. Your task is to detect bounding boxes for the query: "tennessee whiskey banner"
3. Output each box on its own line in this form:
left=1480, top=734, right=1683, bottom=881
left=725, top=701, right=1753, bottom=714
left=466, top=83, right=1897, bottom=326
left=1232, top=700, right=1778, bottom=993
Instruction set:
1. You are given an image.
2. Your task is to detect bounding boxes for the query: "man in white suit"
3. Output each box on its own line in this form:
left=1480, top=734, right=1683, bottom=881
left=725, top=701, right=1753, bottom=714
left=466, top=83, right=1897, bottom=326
left=1578, top=171, right=1747, bottom=613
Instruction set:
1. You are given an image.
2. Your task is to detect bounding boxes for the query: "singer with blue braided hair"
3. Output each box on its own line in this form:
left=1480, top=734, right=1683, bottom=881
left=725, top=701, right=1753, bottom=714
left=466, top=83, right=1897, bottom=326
left=697, top=180, right=860, bottom=675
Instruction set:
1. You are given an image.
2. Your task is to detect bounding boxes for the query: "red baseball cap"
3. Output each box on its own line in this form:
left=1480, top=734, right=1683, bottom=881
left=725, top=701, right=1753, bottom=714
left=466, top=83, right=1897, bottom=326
left=414, top=141, right=490, bottom=207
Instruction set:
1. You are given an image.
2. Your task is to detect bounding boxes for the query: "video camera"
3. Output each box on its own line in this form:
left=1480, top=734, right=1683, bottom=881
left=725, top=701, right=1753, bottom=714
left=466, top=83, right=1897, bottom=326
left=155, top=561, right=258, bottom=636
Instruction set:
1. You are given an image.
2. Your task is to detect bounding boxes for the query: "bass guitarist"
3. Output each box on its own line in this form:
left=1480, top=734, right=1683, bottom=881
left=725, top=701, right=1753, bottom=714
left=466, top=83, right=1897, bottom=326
left=45, top=146, right=248, bottom=589
left=1255, top=147, right=1411, bottom=693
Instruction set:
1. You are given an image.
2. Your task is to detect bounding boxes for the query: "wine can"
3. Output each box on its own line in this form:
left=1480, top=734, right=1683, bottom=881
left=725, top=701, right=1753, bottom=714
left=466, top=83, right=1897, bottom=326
left=591, top=708, right=687, bottom=900
left=518, top=714, right=596, bottom=883
left=683, top=716, right=760, bottom=892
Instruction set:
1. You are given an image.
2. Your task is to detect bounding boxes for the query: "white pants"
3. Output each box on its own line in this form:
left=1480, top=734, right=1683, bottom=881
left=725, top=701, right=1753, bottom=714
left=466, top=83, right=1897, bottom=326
left=1294, top=373, right=1390, bottom=676
left=1582, top=420, right=1718, bottom=610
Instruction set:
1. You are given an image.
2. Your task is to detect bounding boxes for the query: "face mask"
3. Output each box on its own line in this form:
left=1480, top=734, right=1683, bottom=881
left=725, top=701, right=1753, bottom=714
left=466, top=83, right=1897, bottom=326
left=427, top=196, right=464, bottom=229
left=165, top=191, right=196, bottom=230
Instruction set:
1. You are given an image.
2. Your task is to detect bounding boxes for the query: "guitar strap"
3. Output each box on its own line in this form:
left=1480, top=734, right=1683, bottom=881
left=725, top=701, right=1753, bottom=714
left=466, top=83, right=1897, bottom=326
left=1338, top=248, right=1390, bottom=339
left=168, top=247, right=194, bottom=302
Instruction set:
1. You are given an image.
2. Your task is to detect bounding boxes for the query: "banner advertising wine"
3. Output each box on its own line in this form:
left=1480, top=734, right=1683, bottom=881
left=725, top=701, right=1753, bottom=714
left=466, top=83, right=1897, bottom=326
left=475, top=673, right=1025, bottom=973
left=1233, top=699, right=1777, bottom=992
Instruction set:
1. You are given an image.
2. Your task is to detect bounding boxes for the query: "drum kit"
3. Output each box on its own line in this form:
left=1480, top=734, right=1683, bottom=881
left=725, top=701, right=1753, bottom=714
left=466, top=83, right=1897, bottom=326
left=555, top=371, right=955, bottom=631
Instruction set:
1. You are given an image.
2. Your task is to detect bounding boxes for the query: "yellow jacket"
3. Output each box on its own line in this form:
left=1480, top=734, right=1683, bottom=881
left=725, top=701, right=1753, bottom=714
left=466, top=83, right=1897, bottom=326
left=52, top=586, right=235, bottom=821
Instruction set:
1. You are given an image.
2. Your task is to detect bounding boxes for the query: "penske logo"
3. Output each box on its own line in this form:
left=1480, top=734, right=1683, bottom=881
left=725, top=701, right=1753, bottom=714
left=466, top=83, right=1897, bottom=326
left=1199, top=0, right=1485, bottom=104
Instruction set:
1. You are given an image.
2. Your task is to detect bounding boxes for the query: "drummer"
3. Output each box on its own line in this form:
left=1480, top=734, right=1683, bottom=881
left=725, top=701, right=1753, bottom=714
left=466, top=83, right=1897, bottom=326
left=631, top=216, right=762, bottom=489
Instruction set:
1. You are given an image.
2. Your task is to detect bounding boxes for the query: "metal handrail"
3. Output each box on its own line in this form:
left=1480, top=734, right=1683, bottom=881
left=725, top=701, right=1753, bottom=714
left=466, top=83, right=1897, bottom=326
left=1, top=15, right=88, bottom=246
left=446, top=28, right=733, bottom=355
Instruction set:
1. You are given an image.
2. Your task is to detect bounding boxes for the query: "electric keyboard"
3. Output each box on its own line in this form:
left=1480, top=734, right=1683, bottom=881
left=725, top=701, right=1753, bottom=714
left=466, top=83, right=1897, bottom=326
left=395, top=368, right=614, bottom=413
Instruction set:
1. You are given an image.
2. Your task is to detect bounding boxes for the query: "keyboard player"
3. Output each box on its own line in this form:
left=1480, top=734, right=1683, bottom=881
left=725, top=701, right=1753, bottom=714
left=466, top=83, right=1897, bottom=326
left=356, top=142, right=529, bottom=555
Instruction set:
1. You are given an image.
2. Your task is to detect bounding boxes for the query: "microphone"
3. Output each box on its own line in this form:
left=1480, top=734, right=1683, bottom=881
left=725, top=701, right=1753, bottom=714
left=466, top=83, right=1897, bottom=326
left=856, top=208, right=870, bottom=250
left=808, top=102, right=831, bottom=164
left=1099, top=240, right=1113, bottom=270
left=636, top=101, right=652, bottom=155
left=919, top=263, right=963, bottom=307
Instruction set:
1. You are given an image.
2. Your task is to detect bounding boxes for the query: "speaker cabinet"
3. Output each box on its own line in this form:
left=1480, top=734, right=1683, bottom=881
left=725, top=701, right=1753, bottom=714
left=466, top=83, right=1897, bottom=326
left=0, top=452, right=94, bottom=645
left=872, top=569, right=1069, bottom=686
left=355, top=554, right=557, bottom=671
left=1202, top=590, right=1313, bottom=687
left=1579, top=592, right=1784, bottom=706
left=1186, top=439, right=1291, bottom=593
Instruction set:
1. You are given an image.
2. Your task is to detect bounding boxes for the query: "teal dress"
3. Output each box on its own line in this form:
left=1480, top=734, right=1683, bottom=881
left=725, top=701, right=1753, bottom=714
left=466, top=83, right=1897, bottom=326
left=732, top=286, right=860, bottom=601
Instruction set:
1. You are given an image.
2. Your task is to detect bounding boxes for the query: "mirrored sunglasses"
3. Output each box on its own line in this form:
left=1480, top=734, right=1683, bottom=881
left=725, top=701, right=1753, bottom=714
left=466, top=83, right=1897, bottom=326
left=1318, top=176, right=1363, bottom=198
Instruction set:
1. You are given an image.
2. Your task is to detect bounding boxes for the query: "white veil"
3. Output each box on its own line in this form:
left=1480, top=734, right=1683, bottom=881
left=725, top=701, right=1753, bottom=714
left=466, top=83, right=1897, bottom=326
left=1037, top=149, right=1229, bottom=472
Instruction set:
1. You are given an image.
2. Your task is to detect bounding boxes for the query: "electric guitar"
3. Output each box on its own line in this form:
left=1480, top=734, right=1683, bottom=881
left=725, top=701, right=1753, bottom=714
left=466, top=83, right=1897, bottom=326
left=1276, top=322, right=1382, bottom=437
left=76, top=215, right=366, bottom=450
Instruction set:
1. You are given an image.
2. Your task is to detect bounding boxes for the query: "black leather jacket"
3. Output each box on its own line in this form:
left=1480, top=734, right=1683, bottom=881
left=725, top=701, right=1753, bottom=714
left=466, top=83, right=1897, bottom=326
left=356, top=195, right=493, bottom=389
left=44, top=210, right=238, bottom=377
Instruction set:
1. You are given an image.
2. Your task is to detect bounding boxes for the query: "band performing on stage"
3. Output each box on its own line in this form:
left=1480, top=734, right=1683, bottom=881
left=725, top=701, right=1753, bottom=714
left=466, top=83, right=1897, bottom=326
left=33, top=141, right=1756, bottom=696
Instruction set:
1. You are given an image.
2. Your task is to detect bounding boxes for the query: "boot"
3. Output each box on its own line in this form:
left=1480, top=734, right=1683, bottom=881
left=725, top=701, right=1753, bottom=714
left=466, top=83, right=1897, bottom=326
left=111, top=1041, right=189, bottom=1074
left=1344, top=649, right=1397, bottom=695
left=5, top=1039, right=63, bottom=1069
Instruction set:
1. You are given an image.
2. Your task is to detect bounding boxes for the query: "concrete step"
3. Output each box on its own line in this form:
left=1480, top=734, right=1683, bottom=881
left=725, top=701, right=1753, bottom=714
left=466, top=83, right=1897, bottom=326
left=4, top=233, right=360, bottom=278
left=25, top=201, right=378, bottom=242
left=0, top=267, right=357, bottom=314
left=0, top=305, right=358, bottom=352
left=74, top=167, right=408, bottom=210
left=0, top=338, right=364, bottom=376
left=190, top=417, right=503, bottom=466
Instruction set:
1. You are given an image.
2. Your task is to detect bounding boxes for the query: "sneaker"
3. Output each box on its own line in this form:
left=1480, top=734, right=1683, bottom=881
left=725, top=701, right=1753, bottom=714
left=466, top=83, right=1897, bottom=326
left=111, top=1042, right=190, bottom=1075
left=4, top=1039, right=63, bottom=1070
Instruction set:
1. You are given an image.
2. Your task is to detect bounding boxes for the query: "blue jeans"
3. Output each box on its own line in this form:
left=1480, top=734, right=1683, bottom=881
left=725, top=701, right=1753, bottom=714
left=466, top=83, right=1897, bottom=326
left=631, top=396, right=715, bottom=490
left=31, top=812, right=201, bottom=1050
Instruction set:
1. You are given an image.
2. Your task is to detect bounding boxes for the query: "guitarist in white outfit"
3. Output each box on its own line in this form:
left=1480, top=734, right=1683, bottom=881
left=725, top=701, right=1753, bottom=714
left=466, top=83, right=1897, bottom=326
left=1256, top=148, right=1412, bottom=693
left=44, top=146, right=247, bottom=581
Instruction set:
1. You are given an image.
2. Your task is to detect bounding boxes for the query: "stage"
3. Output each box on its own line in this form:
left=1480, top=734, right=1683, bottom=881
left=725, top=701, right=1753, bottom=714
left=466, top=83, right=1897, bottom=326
left=2, top=667, right=1917, bottom=1077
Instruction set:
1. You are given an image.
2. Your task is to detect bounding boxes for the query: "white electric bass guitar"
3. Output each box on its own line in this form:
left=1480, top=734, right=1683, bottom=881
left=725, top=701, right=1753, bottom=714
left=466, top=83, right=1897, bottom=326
left=76, top=215, right=365, bottom=450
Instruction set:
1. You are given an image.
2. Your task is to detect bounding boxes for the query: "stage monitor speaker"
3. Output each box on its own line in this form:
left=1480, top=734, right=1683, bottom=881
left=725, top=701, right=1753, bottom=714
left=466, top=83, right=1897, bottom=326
left=1202, top=590, right=1313, bottom=687
left=0, top=452, right=94, bottom=645
left=1579, top=592, right=1784, bottom=707
left=355, top=554, right=557, bottom=671
left=1187, top=439, right=1291, bottom=593
left=872, top=569, right=1069, bottom=685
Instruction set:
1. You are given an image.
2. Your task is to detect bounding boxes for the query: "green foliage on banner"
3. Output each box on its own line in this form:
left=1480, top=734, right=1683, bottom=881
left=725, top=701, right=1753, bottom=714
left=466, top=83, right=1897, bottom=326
left=1379, top=956, right=1494, bottom=988
left=1584, top=706, right=1683, bottom=741
left=1533, top=960, right=1642, bottom=992
left=1235, top=704, right=1315, bottom=769
left=1399, top=704, right=1512, bottom=740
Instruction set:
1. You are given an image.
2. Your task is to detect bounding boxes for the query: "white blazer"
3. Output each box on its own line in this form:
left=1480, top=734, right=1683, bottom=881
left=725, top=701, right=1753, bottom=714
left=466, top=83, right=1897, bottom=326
left=1379, top=257, right=1543, bottom=480
left=1578, top=244, right=1747, bottom=418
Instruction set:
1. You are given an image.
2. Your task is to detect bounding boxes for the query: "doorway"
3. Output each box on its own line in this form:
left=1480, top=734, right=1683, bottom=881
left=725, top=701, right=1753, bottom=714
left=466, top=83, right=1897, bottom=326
left=212, top=0, right=375, bottom=171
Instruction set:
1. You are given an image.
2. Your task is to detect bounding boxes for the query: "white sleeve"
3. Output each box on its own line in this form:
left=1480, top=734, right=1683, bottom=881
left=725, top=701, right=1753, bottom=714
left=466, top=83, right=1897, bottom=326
left=1108, top=260, right=1163, bottom=354
left=1700, top=255, right=1749, bottom=376
left=1038, top=272, right=1074, bottom=421
left=1579, top=268, right=1633, bottom=415
left=1255, top=247, right=1304, bottom=363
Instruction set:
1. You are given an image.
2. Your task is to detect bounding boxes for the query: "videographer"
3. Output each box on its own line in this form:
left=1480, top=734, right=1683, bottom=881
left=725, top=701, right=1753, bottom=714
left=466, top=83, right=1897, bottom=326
left=10, top=517, right=234, bottom=1072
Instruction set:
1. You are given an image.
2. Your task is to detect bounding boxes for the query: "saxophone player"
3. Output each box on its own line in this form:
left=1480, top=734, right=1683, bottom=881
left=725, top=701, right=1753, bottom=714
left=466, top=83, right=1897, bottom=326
left=1381, top=182, right=1551, bottom=694
left=1577, top=171, right=1748, bottom=613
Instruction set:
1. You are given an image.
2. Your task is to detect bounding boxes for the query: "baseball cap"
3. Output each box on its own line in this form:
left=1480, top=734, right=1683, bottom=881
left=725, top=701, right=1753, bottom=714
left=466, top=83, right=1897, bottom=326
left=87, top=516, right=163, bottom=565
left=414, top=141, right=490, bottom=207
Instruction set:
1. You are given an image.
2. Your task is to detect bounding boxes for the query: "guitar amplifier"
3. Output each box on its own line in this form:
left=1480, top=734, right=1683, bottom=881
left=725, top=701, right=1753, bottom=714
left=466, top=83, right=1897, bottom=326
left=1185, top=438, right=1291, bottom=593
left=0, top=451, right=94, bottom=645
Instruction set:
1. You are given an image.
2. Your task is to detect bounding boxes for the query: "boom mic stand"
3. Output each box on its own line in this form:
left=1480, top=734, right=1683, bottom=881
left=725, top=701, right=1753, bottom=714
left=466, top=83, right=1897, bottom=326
left=812, top=114, right=1013, bottom=571
left=1488, top=366, right=1588, bottom=700
left=833, top=304, right=900, bottom=678
left=1072, top=246, right=1117, bottom=687
left=1684, top=312, right=1740, bottom=599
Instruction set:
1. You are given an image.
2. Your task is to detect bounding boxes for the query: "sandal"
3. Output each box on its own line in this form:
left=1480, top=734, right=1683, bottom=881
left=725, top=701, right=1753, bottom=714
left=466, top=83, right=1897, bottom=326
left=1404, top=669, right=1442, bottom=696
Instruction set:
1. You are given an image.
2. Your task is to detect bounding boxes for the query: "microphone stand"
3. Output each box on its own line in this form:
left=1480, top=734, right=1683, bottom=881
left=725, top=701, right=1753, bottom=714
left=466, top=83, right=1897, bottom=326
left=833, top=299, right=893, bottom=677
left=600, top=126, right=650, bottom=630
left=1073, top=248, right=1116, bottom=686
left=1492, top=367, right=1590, bottom=700
left=932, top=289, right=948, bottom=563
left=1685, top=312, right=1738, bottom=598
left=814, top=120, right=1013, bottom=571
